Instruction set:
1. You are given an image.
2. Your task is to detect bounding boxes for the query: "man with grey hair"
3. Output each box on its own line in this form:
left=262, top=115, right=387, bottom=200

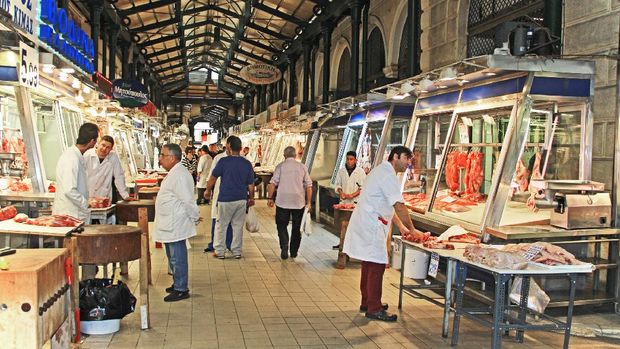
left=154, top=143, right=201, bottom=302
left=268, top=146, right=312, bottom=260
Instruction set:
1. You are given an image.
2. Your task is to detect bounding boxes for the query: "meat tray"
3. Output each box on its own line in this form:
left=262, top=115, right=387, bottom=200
left=0, top=219, right=83, bottom=235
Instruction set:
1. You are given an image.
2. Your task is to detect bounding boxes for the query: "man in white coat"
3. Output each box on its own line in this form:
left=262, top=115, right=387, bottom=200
left=195, top=145, right=213, bottom=205
left=343, top=145, right=423, bottom=322
left=84, top=135, right=131, bottom=210
left=53, top=122, right=99, bottom=223
left=154, top=144, right=201, bottom=302
left=332, top=151, right=366, bottom=249
left=54, top=123, right=98, bottom=280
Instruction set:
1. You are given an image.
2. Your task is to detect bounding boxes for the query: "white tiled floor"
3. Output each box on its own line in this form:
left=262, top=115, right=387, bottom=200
left=80, top=201, right=620, bottom=349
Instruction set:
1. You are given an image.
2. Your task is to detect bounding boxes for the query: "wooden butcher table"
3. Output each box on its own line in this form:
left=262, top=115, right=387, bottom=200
left=115, top=199, right=156, bottom=279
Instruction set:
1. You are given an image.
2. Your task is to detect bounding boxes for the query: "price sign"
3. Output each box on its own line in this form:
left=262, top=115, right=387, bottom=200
left=427, top=252, right=440, bottom=278
left=522, top=245, right=544, bottom=261
left=457, top=122, right=470, bottom=144
left=19, top=42, right=39, bottom=89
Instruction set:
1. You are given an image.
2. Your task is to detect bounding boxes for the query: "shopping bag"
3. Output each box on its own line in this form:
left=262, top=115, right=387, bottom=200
left=245, top=207, right=260, bottom=233
left=300, top=207, right=313, bottom=236
left=509, top=276, right=550, bottom=313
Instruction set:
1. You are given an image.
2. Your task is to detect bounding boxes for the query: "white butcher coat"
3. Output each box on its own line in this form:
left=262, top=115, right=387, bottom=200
left=342, top=162, right=404, bottom=264
left=53, top=145, right=91, bottom=222
left=334, top=166, right=366, bottom=203
left=209, top=152, right=227, bottom=218
left=153, top=162, right=199, bottom=243
left=196, top=153, right=213, bottom=189
left=83, top=148, right=130, bottom=200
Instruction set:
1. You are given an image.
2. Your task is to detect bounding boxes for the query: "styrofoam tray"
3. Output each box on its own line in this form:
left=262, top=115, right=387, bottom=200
left=0, top=219, right=81, bottom=235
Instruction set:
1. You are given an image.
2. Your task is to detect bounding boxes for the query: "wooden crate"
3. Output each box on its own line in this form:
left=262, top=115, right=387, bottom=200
left=0, top=248, right=71, bottom=349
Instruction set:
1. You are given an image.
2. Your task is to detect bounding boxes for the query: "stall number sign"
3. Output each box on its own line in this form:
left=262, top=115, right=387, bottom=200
left=1, top=0, right=39, bottom=43
left=19, top=42, right=39, bottom=89
left=427, top=252, right=440, bottom=278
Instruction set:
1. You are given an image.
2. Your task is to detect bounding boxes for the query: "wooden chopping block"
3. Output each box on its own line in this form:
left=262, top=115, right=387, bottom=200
left=115, top=200, right=155, bottom=223
left=77, top=225, right=142, bottom=264
left=0, top=249, right=71, bottom=349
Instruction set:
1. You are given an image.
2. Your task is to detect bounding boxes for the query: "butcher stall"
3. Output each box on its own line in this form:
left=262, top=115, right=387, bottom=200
left=374, top=55, right=619, bottom=310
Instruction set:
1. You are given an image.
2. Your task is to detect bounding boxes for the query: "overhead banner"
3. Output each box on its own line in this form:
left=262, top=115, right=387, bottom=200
left=240, top=64, right=281, bottom=85
left=1, top=0, right=39, bottom=43
left=113, top=79, right=149, bottom=108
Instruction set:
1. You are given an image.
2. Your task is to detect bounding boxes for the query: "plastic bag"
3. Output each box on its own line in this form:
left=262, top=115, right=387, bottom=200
left=245, top=207, right=260, bottom=233
left=509, top=277, right=550, bottom=313
left=79, top=279, right=137, bottom=320
left=300, top=207, right=313, bottom=236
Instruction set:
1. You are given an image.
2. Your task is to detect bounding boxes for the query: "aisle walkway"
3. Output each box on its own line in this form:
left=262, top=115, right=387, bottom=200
left=81, top=201, right=620, bottom=349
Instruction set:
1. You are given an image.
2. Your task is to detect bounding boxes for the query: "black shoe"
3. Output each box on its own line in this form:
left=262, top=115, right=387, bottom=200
left=290, top=251, right=298, bottom=258
left=164, top=290, right=190, bottom=302
left=165, top=285, right=175, bottom=293
left=204, top=246, right=214, bottom=253
left=281, top=250, right=288, bottom=260
left=365, top=309, right=397, bottom=322
left=360, top=303, right=388, bottom=312
left=332, top=244, right=340, bottom=250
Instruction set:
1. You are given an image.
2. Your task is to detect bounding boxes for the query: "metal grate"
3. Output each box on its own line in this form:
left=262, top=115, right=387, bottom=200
left=467, top=1, right=545, bottom=57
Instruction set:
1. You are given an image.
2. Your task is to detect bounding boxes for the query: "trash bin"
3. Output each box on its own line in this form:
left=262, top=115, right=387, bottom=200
left=79, top=278, right=136, bottom=334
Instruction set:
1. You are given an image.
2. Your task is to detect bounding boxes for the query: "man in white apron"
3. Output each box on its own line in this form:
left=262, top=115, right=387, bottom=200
left=332, top=150, right=366, bottom=249
left=343, top=146, right=423, bottom=322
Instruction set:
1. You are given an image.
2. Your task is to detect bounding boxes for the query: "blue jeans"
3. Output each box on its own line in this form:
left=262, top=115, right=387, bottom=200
left=165, top=240, right=189, bottom=292
left=208, top=218, right=232, bottom=250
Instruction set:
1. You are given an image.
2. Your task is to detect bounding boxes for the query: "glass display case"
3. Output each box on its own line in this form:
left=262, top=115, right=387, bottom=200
left=399, top=57, right=595, bottom=234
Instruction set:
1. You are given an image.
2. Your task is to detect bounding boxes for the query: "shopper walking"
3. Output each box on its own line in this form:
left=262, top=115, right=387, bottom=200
left=343, top=146, right=423, bottom=322
left=203, top=146, right=233, bottom=253
left=182, top=146, right=198, bottom=184
left=267, top=146, right=312, bottom=260
left=205, top=136, right=255, bottom=259
left=332, top=150, right=366, bottom=250
left=154, top=144, right=201, bottom=302
left=196, top=145, right=213, bottom=205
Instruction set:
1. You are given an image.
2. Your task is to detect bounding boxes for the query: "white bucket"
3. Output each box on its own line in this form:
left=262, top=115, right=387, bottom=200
left=80, top=319, right=120, bottom=335
left=404, top=249, right=430, bottom=279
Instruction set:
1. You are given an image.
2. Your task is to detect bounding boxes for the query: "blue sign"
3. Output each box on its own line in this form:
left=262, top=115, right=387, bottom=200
left=113, top=79, right=149, bottom=108
left=39, top=0, right=94, bottom=73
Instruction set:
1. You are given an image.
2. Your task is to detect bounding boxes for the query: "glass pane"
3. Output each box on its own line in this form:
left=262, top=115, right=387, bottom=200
left=499, top=106, right=583, bottom=226
left=359, top=121, right=385, bottom=173
left=311, top=129, right=343, bottom=181
left=0, top=90, right=25, bottom=178
left=381, top=119, right=410, bottom=163
left=430, top=107, right=514, bottom=225
left=34, top=96, right=62, bottom=181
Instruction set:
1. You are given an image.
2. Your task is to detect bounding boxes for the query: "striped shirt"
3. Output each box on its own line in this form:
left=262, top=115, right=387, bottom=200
left=182, top=155, right=198, bottom=173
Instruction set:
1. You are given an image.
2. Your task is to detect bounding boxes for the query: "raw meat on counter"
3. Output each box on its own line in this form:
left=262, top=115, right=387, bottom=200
left=423, top=239, right=455, bottom=250
left=464, top=245, right=529, bottom=269
left=8, top=178, right=30, bottom=192
left=0, top=206, right=17, bottom=221
left=503, top=242, right=584, bottom=265
left=333, top=203, right=355, bottom=210
left=89, top=197, right=112, bottom=208
left=402, top=230, right=431, bottom=244
left=403, top=193, right=429, bottom=210
left=447, top=232, right=481, bottom=244
left=14, top=213, right=83, bottom=227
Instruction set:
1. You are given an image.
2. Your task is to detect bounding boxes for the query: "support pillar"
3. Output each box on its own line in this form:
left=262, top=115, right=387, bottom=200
left=361, top=1, right=369, bottom=93
left=407, top=0, right=421, bottom=76
left=88, top=1, right=104, bottom=75
left=121, top=40, right=130, bottom=79
left=101, top=22, right=107, bottom=76
left=287, top=54, right=298, bottom=108
left=349, top=0, right=361, bottom=95
left=310, top=46, right=316, bottom=109
left=267, top=83, right=274, bottom=106
left=278, top=67, right=285, bottom=103
left=108, top=25, right=120, bottom=80
left=543, top=0, right=563, bottom=54
left=302, top=42, right=311, bottom=111
left=321, top=22, right=332, bottom=104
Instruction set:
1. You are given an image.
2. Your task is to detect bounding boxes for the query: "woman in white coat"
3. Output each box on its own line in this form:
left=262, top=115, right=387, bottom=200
left=343, top=146, right=423, bottom=322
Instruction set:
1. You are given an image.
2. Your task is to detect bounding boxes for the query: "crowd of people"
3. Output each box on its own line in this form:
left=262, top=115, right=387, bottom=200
left=55, top=124, right=421, bottom=321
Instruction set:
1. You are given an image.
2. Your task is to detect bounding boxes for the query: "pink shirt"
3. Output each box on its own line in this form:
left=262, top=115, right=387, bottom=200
left=270, top=158, right=312, bottom=209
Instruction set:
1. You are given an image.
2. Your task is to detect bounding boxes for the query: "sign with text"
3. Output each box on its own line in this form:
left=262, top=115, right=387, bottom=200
left=113, top=79, right=149, bottom=108
left=240, top=64, right=281, bottom=85
left=1, top=0, right=39, bottom=43
left=19, top=42, right=39, bottom=88
left=39, top=0, right=94, bottom=73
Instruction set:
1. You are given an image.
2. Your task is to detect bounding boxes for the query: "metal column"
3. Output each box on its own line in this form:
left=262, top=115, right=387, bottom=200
left=321, top=22, right=333, bottom=104
left=361, top=1, right=369, bottom=93
left=302, top=42, right=311, bottom=111
left=407, top=0, right=421, bottom=76
left=108, top=25, right=120, bottom=80
left=288, top=54, right=298, bottom=108
left=89, top=1, right=104, bottom=75
left=349, top=0, right=361, bottom=95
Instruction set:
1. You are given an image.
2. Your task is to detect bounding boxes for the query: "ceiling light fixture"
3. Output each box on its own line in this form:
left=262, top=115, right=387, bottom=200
left=72, top=78, right=81, bottom=89
left=208, top=26, right=226, bottom=53
left=438, top=67, right=457, bottom=81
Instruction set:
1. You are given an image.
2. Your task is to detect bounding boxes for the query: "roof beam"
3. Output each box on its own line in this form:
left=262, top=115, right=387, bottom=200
left=240, top=36, right=278, bottom=54
left=140, top=32, right=182, bottom=47
left=133, top=17, right=178, bottom=33
left=246, top=21, right=291, bottom=41
left=119, top=0, right=177, bottom=17
left=251, top=1, right=305, bottom=27
left=221, top=1, right=252, bottom=77
left=183, top=4, right=240, bottom=19
left=184, top=19, right=236, bottom=34
left=236, top=48, right=270, bottom=64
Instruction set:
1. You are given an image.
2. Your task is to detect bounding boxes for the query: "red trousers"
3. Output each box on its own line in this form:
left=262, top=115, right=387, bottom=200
left=360, top=261, right=386, bottom=313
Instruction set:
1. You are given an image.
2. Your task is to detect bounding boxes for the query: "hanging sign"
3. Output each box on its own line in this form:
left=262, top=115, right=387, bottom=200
left=240, top=64, right=281, bottom=85
left=1, top=0, right=39, bottom=43
left=39, top=0, right=94, bottom=73
left=19, top=42, right=39, bottom=89
left=112, top=79, right=149, bottom=108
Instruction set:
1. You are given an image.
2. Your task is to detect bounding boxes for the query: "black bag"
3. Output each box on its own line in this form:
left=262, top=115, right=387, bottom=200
left=79, top=278, right=137, bottom=321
